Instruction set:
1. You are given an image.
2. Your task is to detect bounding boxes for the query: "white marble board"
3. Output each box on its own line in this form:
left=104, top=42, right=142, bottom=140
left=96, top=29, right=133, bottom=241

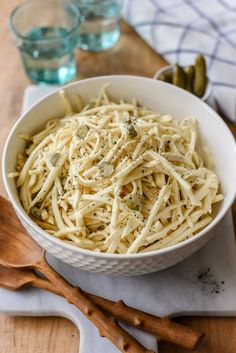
left=1, top=86, right=236, bottom=353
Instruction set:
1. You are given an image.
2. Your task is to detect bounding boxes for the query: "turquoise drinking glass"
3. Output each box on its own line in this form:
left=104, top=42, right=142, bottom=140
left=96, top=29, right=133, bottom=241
left=77, top=0, right=123, bottom=51
left=9, top=0, right=81, bottom=85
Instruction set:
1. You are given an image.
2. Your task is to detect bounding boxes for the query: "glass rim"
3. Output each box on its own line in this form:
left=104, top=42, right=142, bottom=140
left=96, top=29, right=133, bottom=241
left=9, top=0, right=81, bottom=44
left=77, top=0, right=123, bottom=6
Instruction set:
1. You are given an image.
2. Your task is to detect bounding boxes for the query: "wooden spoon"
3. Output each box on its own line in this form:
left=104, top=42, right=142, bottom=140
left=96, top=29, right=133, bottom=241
left=0, top=196, right=153, bottom=353
left=0, top=264, right=204, bottom=350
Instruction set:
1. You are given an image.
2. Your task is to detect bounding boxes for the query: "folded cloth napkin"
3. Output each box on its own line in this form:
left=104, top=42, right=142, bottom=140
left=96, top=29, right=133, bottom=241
left=123, top=0, right=236, bottom=122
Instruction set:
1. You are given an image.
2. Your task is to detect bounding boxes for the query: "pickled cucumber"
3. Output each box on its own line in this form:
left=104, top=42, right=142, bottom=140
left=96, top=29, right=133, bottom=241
left=50, top=153, right=61, bottom=167
left=99, top=162, right=114, bottom=178
left=173, top=65, right=186, bottom=89
left=185, top=65, right=195, bottom=93
left=159, top=70, right=173, bottom=83
left=193, top=55, right=207, bottom=97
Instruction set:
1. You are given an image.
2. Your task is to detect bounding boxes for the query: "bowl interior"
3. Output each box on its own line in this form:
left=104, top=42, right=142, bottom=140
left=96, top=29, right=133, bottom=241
left=3, top=76, right=236, bottom=255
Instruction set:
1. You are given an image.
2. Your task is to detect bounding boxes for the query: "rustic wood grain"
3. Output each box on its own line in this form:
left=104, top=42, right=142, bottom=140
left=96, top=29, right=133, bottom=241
left=1, top=1, right=236, bottom=353
left=0, top=315, right=79, bottom=353
left=159, top=317, right=236, bottom=353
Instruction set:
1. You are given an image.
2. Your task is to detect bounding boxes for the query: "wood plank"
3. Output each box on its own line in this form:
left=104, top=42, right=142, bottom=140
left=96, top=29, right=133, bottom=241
left=159, top=317, right=236, bottom=353
left=76, top=20, right=167, bottom=78
left=1, top=1, right=236, bottom=353
left=0, top=316, right=79, bottom=353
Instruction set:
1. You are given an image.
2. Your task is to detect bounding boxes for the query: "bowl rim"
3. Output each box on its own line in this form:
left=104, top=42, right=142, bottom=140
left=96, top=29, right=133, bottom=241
left=2, top=75, right=236, bottom=259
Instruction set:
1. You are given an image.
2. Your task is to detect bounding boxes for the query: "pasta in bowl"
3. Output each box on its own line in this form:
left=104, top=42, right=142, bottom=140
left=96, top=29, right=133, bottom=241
left=3, top=76, right=236, bottom=274
left=12, top=86, right=223, bottom=254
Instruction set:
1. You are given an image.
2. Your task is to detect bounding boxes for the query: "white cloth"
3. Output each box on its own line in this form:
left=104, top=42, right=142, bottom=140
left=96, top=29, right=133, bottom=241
left=123, top=0, right=236, bottom=122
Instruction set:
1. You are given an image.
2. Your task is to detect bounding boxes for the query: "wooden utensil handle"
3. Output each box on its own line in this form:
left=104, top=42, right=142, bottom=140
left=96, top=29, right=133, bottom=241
left=32, top=275, right=203, bottom=350
left=37, top=258, right=154, bottom=353
left=88, top=295, right=204, bottom=350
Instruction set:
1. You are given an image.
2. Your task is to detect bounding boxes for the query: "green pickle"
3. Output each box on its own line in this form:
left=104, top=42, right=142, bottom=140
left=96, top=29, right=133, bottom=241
left=159, top=71, right=173, bottom=83
left=173, top=65, right=186, bottom=89
left=193, top=55, right=207, bottom=97
left=185, top=65, right=195, bottom=93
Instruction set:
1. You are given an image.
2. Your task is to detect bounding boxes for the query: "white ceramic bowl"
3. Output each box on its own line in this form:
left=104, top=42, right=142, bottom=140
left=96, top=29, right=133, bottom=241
left=2, top=76, right=236, bottom=275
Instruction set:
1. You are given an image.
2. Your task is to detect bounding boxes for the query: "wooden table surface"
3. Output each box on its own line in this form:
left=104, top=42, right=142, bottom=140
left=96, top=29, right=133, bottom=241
left=1, top=2, right=236, bottom=352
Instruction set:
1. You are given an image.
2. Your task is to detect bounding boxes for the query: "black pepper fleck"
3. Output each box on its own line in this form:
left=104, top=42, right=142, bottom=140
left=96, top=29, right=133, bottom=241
left=196, top=267, right=225, bottom=295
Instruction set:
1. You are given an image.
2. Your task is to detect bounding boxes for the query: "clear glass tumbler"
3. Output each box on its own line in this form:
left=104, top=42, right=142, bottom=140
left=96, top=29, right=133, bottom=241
left=77, top=0, right=123, bottom=52
left=9, top=0, right=81, bottom=85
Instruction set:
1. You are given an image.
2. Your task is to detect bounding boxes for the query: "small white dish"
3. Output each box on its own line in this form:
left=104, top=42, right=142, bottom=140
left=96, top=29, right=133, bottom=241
left=154, top=65, right=214, bottom=106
